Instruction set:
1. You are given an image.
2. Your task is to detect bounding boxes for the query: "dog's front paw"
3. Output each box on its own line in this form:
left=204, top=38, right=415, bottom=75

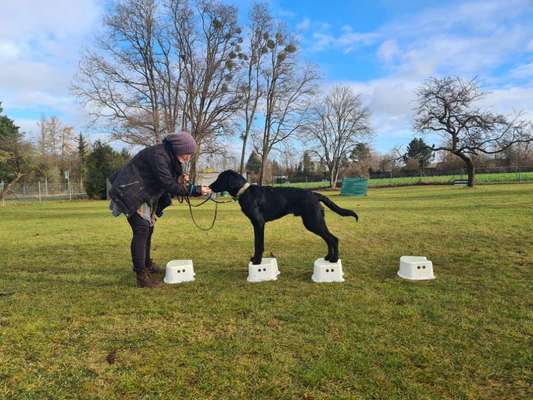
left=250, top=256, right=262, bottom=265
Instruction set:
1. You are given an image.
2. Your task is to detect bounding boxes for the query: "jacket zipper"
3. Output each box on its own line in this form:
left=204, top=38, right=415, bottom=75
left=119, top=180, right=140, bottom=188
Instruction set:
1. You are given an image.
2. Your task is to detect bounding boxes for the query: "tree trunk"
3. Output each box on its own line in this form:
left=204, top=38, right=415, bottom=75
left=258, top=151, right=268, bottom=186
left=239, top=133, right=248, bottom=175
left=189, top=151, right=201, bottom=184
left=465, top=158, right=475, bottom=187
left=0, top=173, right=24, bottom=201
left=329, top=163, right=338, bottom=189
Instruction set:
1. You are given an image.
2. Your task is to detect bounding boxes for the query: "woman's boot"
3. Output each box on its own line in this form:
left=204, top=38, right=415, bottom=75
left=136, top=268, right=162, bottom=288
left=146, top=259, right=163, bottom=274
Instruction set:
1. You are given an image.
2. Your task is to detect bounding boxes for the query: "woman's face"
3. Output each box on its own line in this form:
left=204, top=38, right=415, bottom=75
left=177, top=153, right=192, bottom=163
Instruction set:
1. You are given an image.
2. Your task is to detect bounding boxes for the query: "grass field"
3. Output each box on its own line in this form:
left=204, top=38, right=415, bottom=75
left=274, top=171, right=533, bottom=189
left=1, top=184, right=532, bottom=399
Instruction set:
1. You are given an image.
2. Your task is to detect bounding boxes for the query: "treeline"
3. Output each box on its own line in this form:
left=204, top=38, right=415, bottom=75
left=0, top=107, right=129, bottom=200
left=245, top=138, right=533, bottom=185
left=1, top=102, right=532, bottom=200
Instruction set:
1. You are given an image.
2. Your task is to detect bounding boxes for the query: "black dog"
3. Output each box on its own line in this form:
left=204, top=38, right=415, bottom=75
left=209, top=170, right=358, bottom=264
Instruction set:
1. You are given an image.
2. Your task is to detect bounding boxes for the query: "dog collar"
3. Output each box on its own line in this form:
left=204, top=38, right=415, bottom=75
left=234, top=182, right=251, bottom=200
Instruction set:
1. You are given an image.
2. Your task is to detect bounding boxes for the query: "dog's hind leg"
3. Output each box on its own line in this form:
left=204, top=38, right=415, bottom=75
left=302, top=213, right=339, bottom=262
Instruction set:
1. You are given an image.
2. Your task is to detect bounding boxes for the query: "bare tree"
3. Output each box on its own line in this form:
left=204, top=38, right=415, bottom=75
left=73, top=0, right=247, bottom=179
left=303, top=86, right=372, bottom=189
left=253, top=27, right=318, bottom=184
left=73, top=0, right=178, bottom=145
left=414, top=76, right=533, bottom=187
left=170, top=0, right=244, bottom=178
left=237, top=2, right=271, bottom=174
left=36, top=116, right=76, bottom=180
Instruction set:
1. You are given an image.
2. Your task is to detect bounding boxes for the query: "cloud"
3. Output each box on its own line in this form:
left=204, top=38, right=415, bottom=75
left=377, top=39, right=399, bottom=63
left=296, top=18, right=311, bottom=31
left=0, top=0, right=102, bottom=136
left=318, top=0, right=533, bottom=150
left=387, top=0, right=528, bottom=38
left=509, top=63, right=533, bottom=80
left=0, top=40, right=20, bottom=59
left=373, top=0, right=533, bottom=81
left=0, top=0, right=101, bottom=41
left=480, top=84, right=533, bottom=115
left=310, top=25, right=379, bottom=53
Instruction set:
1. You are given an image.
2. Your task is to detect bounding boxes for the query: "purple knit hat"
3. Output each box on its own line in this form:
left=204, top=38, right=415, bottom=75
left=164, top=131, right=197, bottom=155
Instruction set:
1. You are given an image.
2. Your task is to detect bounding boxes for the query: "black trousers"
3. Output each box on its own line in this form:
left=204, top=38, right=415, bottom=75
left=127, top=213, right=154, bottom=272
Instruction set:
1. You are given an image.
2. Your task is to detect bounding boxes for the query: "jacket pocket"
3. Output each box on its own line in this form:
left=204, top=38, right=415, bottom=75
left=113, top=180, right=146, bottom=215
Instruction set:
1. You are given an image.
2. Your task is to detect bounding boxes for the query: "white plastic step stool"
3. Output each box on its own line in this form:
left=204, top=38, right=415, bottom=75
left=312, top=258, right=344, bottom=282
left=397, top=256, right=435, bottom=281
left=164, top=260, right=195, bottom=284
left=247, top=257, right=280, bottom=282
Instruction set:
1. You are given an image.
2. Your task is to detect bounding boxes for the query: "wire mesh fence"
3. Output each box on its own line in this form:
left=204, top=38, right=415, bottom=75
left=272, top=166, right=533, bottom=189
left=0, top=180, right=87, bottom=205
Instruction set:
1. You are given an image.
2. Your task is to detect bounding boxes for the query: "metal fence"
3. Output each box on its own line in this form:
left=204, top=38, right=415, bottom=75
left=368, top=165, right=533, bottom=180
left=0, top=180, right=87, bottom=205
left=272, top=166, right=533, bottom=189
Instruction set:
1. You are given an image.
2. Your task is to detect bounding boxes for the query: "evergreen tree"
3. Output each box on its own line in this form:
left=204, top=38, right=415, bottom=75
left=77, top=133, right=88, bottom=183
left=245, top=151, right=261, bottom=174
left=85, top=141, right=130, bottom=199
left=0, top=103, right=24, bottom=182
left=302, top=151, right=313, bottom=176
left=404, top=138, right=433, bottom=176
left=350, top=143, right=371, bottom=163
left=0, top=102, right=34, bottom=199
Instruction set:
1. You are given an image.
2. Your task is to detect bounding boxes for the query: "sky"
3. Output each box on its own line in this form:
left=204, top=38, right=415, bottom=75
left=1, top=0, right=533, bottom=155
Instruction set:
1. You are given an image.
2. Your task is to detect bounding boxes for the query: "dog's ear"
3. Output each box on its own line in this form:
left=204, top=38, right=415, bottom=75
left=228, top=170, right=244, bottom=180
left=223, top=171, right=230, bottom=187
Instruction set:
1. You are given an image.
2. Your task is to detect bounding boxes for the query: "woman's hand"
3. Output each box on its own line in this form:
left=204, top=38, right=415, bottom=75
left=179, top=173, right=190, bottom=185
left=200, top=186, right=212, bottom=196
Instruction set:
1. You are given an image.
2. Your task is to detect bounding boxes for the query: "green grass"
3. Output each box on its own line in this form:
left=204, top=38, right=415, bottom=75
left=1, top=184, right=532, bottom=399
left=274, top=171, right=533, bottom=189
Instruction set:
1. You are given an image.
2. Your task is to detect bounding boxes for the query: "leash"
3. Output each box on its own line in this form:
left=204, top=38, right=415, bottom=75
left=184, top=194, right=218, bottom=231
left=177, top=192, right=233, bottom=231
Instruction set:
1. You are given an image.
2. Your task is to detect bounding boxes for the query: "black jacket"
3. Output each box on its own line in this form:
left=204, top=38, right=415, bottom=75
left=109, top=140, right=199, bottom=217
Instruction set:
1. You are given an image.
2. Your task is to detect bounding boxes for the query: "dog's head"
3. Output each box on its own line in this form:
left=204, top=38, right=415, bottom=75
left=209, top=170, right=247, bottom=196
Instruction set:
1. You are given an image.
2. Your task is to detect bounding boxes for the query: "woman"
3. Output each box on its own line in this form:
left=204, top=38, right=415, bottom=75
left=109, top=131, right=211, bottom=288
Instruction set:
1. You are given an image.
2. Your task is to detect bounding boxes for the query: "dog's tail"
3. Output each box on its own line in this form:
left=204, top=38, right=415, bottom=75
left=314, top=193, right=358, bottom=221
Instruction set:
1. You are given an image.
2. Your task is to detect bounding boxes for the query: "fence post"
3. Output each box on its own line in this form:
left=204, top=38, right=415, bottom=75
left=45, top=177, right=48, bottom=198
left=106, top=178, right=112, bottom=200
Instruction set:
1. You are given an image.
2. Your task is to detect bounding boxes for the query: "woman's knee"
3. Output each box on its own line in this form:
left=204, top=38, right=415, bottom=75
left=129, top=215, right=151, bottom=235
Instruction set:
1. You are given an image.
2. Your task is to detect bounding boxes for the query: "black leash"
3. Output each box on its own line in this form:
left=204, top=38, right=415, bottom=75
left=178, top=193, right=233, bottom=231
left=185, top=195, right=218, bottom=231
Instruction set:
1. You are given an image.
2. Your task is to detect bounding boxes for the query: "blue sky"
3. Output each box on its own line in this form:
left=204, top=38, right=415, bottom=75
left=1, top=0, right=532, bottom=155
